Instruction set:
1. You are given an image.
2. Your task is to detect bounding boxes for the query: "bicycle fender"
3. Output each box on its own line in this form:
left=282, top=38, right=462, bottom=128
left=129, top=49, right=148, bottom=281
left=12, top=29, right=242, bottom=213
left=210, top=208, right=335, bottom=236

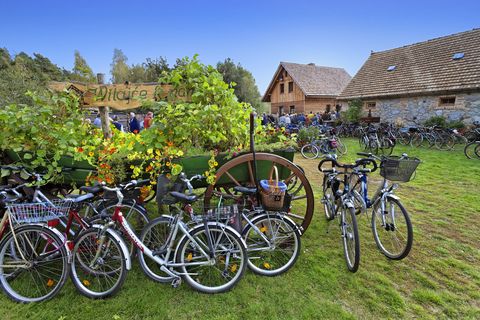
left=344, top=200, right=355, bottom=209
left=386, top=194, right=400, bottom=201
left=247, top=213, right=303, bottom=236
left=92, top=224, right=132, bottom=270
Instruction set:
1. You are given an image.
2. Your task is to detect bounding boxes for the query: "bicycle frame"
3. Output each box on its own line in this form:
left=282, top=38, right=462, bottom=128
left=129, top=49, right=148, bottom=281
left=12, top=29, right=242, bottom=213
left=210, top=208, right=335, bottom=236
left=94, top=204, right=218, bottom=279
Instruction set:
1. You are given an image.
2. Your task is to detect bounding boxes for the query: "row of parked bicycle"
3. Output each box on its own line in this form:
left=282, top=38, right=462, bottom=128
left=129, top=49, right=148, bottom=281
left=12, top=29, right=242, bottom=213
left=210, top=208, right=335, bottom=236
left=298, top=121, right=480, bottom=159
left=0, top=165, right=301, bottom=303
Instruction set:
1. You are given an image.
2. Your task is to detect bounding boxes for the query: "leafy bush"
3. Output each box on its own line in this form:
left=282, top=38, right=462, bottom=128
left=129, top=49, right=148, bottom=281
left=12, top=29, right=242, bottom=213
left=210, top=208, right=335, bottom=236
left=424, top=116, right=447, bottom=128
left=447, top=120, right=465, bottom=129
left=297, top=126, right=322, bottom=146
left=344, top=99, right=363, bottom=123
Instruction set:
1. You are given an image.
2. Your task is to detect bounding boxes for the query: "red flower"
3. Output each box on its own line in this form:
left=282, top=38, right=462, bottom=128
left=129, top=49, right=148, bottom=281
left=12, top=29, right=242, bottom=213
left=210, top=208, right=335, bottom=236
left=77, top=147, right=84, bottom=153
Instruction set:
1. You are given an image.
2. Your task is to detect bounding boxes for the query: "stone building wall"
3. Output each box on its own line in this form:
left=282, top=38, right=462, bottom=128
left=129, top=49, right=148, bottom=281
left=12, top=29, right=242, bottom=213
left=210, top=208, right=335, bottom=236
left=364, top=92, right=480, bottom=125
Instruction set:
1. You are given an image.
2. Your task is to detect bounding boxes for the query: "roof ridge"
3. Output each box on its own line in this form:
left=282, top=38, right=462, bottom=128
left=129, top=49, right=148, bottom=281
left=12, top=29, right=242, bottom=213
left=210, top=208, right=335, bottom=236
left=281, top=61, right=346, bottom=71
left=371, top=28, right=480, bottom=55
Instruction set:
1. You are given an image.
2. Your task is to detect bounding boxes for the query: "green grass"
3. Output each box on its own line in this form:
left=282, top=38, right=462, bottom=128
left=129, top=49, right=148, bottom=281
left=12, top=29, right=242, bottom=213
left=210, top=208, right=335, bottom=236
left=0, top=139, right=479, bottom=319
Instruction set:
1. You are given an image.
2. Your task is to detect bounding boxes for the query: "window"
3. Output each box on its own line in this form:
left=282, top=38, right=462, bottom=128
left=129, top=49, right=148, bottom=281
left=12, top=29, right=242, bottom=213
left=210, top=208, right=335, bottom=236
left=365, top=101, right=376, bottom=109
left=279, top=106, right=284, bottom=115
left=452, top=52, right=464, bottom=60
left=280, top=83, right=284, bottom=94
left=326, top=104, right=331, bottom=113
left=289, top=105, right=295, bottom=113
left=439, top=96, right=456, bottom=106
left=288, top=82, right=293, bottom=93
left=387, top=65, right=396, bottom=71
left=335, top=104, right=342, bottom=112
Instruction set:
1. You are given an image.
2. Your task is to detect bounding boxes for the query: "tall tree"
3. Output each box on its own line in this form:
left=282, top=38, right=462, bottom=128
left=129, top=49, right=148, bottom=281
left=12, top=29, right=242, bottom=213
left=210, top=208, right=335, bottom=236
left=71, top=50, right=95, bottom=83
left=110, top=49, right=129, bottom=84
left=143, top=57, right=169, bottom=82
left=216, top=58, right=262, bottom=110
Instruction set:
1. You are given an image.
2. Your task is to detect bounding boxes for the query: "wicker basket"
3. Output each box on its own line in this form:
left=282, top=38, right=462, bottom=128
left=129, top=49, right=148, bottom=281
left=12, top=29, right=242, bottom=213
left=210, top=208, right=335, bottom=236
left=260, top=166, right=287, bottom=211
left=380, top=156, right=421, bottom=182
left=6, top=199, right=73, bottom=225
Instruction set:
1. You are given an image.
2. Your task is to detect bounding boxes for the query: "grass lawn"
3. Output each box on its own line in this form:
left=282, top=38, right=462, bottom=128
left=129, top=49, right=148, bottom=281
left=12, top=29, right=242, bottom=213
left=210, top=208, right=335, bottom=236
left=0, top=139, right=479, bottom=319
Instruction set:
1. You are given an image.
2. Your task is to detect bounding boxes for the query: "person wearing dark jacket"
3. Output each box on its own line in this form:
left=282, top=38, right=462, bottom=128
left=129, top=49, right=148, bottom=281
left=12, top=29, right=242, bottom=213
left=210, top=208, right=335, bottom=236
left=129, top=112, right=140, bottom=133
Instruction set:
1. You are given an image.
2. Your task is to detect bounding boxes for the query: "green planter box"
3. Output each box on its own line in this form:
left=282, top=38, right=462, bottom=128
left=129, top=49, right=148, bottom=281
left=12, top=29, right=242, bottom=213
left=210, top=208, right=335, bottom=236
left=5, top=149, right=295, bottom=188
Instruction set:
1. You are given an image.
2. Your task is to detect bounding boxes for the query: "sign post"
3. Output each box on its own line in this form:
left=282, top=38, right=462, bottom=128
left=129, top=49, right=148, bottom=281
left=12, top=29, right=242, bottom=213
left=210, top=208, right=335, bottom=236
left=96, top=73, right=112, bottom=139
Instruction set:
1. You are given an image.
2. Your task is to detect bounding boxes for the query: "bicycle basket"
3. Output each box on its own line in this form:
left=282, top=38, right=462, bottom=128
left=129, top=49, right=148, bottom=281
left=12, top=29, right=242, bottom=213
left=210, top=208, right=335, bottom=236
left=6, top=199, right=73, bottom=225
left=205, top=204, right=243, bottom=232
left=380, top=156, right=421, bottom=182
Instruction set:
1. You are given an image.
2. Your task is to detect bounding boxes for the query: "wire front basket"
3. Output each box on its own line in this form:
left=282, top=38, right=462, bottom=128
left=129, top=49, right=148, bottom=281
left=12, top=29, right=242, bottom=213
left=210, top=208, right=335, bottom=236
left=204, top=204, right=243, bottom=232
left=380, top=156, right=421, bottom=182
left=6, top=199, right=73, bottom=225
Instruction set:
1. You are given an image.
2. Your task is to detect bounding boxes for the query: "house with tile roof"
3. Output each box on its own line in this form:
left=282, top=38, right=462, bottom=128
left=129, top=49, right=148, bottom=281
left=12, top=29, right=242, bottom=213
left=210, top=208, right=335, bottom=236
left=262, top=62, right=351, bottom=115
left=338, top=28, right=480, bottom=125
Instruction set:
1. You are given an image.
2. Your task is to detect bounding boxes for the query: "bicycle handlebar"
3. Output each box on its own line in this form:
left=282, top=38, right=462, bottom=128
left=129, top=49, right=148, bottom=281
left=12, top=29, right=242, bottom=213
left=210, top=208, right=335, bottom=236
left=178, top=173, right=204, bottom=194
left=318, top=156, right=378, bottom=173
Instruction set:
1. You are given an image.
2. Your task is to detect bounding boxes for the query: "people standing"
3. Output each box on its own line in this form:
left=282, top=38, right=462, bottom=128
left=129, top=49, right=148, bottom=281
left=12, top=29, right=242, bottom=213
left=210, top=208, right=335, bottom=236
left=144, top=111, right=153, bottom=129
left=93, top=113, right=102, bottom=128
left=128, top=112, right=140, bottom=134
left=112, top=115, right=124, bottom=132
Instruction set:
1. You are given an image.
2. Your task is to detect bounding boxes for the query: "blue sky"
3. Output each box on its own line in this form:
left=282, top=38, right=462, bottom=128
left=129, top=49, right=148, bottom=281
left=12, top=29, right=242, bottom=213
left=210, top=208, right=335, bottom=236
left=1, top=0, right=479, bottom=94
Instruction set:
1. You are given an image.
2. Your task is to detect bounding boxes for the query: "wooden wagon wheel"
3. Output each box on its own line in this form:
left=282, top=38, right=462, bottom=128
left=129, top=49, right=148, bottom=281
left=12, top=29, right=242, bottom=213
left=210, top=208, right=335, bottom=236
left=204, top=153, right=314, bottom=234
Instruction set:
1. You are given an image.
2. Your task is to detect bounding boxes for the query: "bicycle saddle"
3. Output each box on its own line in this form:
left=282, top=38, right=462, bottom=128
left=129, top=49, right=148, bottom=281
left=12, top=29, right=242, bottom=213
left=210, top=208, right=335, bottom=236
left=233, top=186, right=257, bottom=195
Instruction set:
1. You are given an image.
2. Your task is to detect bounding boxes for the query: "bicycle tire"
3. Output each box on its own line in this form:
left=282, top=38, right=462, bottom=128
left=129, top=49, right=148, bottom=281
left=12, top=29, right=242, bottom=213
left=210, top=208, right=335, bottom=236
left=300, top=144, right=319, bottom=159
left=242, top=214, right=301, bottom=276
left=70, top=228, right=128, bottom=299
left=137, top=216, right=175, bottom=283
left=372, top=197, right=413, bottom=260
left=322, top=176, right=337, bottom=221
left=0, top=225, right=69, bottom=303
left=464, top=141, right=479, bottom=159
left=341, top=206, right=360, bottom=272
left=175, top=224, right=247, bottom=293
left=336, top=137, right=347, bottom=156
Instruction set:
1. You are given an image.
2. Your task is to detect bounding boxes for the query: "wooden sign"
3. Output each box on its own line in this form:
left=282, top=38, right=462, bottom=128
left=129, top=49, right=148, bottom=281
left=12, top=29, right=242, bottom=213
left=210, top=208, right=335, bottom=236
left=49, top=82, right=192, bottom=110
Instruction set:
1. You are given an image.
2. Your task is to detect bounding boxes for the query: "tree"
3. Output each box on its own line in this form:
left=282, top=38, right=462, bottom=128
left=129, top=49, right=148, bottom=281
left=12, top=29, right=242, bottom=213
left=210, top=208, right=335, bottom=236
left=128, top=64, right=146, bottom=83
left=71, top=50, right=95, bottom=83
left=143, top=57, right=169, bottom=82
left=110, top=49, right=129, bottom=84
left=216, top=58, right=262, bottom=110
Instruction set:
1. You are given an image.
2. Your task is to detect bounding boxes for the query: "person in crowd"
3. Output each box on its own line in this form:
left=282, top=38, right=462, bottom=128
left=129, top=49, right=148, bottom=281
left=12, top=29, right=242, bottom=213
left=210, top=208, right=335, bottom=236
left=93, top=113, right=102, bottom=128
left=144, top=111, right=153, bottom=129
left=129, top=112, right=140, bottom=133
left=278, top=113, right=286, bottom=124
left=297, top=113, right=306, bottom=124
left=262, top=113, right=268, bottom=126
left=285, top=113, right=291, bottom=125
left=112, top=115, right=124, bottom=132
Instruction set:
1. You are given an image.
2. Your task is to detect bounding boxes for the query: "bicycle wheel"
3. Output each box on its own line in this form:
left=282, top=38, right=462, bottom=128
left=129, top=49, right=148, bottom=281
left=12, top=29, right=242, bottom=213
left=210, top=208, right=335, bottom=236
left=380, top=137, right=394, bottom=156
left=322, top=176, right=337, bottom=221
left=0, top=225, right=68, bottom=303
left=367, top=139, right=379, bottom=154
left=137, top=216, right=175, bottom=283
left=341, top=206, right=360, bottom=272
left=300, top=144, right=319, bottom=159
left=335, top=137, right=347, bottom=156
left=70, top=228, right=127, bottom=299
left=397, top=132, right=411, bottom=145
left=242, top=214, right=301, bottom=276
left=175, top=224, right=247, bottom=293
left=464, top=141, right=479, bottom=159
left=372, top=197, right=413, bottom=260
left=410, top=134, right=423, bottom=148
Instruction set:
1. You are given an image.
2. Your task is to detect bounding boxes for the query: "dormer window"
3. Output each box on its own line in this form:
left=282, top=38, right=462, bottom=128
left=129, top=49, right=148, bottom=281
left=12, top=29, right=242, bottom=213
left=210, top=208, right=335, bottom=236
left=452, top=52, right=464, bottom=60
left=387, top=65, right=396, bottom=71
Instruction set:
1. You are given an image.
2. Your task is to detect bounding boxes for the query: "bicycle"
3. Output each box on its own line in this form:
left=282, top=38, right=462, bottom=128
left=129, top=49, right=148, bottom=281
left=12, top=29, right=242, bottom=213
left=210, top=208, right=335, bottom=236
left=352, top=152, right=419, bottom=259
left=71, top=176, right=247, bottom=297
left=301, top=136, right=338, bottom=159
left=319, top=155, right=377, bottom=272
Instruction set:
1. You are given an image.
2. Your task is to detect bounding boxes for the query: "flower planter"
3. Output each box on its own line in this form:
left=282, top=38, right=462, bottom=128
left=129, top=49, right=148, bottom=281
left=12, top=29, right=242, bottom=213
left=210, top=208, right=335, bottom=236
left=4, top=149, right=295, bottom=187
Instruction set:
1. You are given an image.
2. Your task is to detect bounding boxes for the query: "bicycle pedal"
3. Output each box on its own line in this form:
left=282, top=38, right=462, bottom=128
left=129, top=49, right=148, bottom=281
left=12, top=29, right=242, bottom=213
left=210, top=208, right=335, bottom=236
left=171, top=277, right=182, bottom=288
